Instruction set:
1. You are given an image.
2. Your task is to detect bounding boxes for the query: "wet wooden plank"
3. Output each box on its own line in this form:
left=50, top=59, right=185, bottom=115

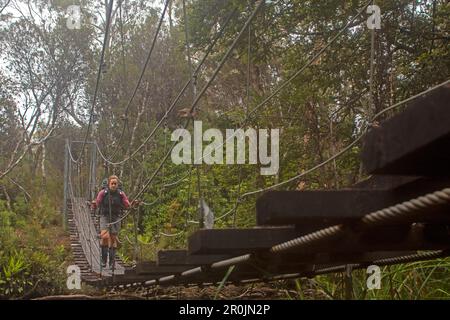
left=135, top=261, right=191, bottom=275
left=256, top=190, right=392, bottom=226
left=157, top=250, right=232, bottom=266
left=361, top=85, right=450, bottom=175
left=188, top=227, right=304, bottom=255
left=256, top=177, right=450, bottom=226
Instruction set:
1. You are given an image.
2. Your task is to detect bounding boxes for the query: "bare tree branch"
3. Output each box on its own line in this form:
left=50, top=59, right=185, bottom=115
left=0, top=0, right=10, bottom=15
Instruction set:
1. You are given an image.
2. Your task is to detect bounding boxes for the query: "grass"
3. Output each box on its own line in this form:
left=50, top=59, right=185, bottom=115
left=296, top=258, right=450, bottom=300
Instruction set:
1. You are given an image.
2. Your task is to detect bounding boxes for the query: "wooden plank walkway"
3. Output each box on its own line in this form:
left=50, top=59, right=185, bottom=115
left=68, top=196, right=125, bottom=280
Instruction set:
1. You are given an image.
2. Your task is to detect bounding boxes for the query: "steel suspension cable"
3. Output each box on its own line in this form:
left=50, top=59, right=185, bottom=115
left=107, top=0, right=170, bottom=162
left=95, top=8, right=238, bottom=167
left=239, top=78, right=450, bottom=198
left=107, top=0, right=265, bottom=227
left=137, top=0, right=374, bottom=220
left=131, top=0, right=264, bottom=200
left=194, top=0, right=374, bottom=166
left=185, top=0, right=373, bottom=224
left=77, top=0, right=115, bottom=162
left=369, top=0, right=376, bottom=116
left=183, top=78, right=450, bottom=225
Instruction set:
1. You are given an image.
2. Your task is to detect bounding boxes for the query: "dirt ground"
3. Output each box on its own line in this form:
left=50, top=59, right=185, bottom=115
left=33, top=280, right=326, bottom=300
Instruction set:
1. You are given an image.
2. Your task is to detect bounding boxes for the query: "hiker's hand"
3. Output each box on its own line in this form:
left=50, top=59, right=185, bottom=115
left=131, top=200, right=141, bottom=208
left=90, top=200, right=97, bottom=210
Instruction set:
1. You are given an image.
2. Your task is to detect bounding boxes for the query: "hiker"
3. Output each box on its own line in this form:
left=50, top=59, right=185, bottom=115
left=91, top=175, right=136, bottom=269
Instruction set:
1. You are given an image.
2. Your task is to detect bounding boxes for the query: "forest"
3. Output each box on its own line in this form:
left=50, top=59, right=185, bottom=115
left=0, top=0, right=449, bottom=299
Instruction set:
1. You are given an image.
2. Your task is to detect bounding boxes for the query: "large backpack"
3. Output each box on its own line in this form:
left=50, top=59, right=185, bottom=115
left=99, top=189, right=125, bottom=216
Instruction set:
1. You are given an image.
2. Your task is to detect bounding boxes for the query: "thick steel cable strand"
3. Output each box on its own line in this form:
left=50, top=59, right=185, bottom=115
left=110, top=248, right=447, bottom=289
left=234, top=251, right=449, bottom=283
left=100, top=1, right=371, bottom=205
left=106, top=1, right=265, bottom=227
left=193, top=0, right=374, bottom=167
left=77, top=0, right=114, bottom=162
left=211, top=254, right=252, bottom=269
left=148, top=187, right=450, bottom=285
left=95, top=8, right=237, bottom=166
left=107, top=0, right=170, bottom=162
left=271, top=187, right=450, bottom=254
left=240, top=78, right=450, bottom=198
left=270, top=225, right=345, bottom=253
left=127, top=0, right=373, bottom=213
left=313, top=250, right=448, bottom=275
left=361, top=188, right=450, bottom=225
left=372, top=250, right=447, bottom=266
left=132, top=1, right=265, bottom=201
left=155, top=250, right=449, bottom=288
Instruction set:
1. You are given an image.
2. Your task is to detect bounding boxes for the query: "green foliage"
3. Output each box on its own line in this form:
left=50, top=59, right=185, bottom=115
left=0, top=0, right=449, bottom=299
left=0, top=250, right=31, bottom=297
left=112, top=0, right=450, bottom=299
left=302, top=258, right=450, bottom=300
left=0, top=189, right=68, bottom=299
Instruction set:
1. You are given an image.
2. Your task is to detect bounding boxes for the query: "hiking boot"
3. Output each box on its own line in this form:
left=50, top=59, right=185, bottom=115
left=109, top=248, right=116, bottom=269
left=101, top=246, right=108, bottom=268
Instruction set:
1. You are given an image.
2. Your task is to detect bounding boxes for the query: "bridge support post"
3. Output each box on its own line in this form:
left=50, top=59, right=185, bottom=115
left=344, top=264, right=353, bottom=300
left=196, top=166, right=204, bottom=229
left=90, top=141, right=97, bottom=201
left=63, top=139, right=69, bottom=231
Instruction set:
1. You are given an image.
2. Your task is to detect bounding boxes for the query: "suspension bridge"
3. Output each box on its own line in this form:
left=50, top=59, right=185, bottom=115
left=62, top=0, right=450, bottom=295
left=64, top=83, right=450, bottom=291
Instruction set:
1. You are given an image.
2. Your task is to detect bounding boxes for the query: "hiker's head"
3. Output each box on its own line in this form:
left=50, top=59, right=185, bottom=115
left=108, top=175, right=120, bottom=192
